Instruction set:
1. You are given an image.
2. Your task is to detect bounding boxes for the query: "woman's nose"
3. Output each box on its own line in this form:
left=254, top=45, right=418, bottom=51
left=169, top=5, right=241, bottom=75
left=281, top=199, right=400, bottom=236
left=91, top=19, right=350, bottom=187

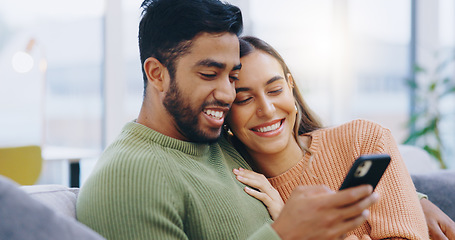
left=257, top=99, right=275, bottom=117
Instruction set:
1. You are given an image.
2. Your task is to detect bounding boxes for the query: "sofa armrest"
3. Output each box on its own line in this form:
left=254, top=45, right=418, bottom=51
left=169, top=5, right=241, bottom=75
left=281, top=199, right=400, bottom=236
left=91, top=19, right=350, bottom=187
left=0, top=175, right=104, bottom=240
left=412, top=170, right=455, bottom=220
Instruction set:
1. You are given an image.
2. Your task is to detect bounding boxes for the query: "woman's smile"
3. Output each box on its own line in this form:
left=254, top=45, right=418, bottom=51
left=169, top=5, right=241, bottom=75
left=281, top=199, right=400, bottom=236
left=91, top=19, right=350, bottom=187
left=250, top=119, right=284, bottom=137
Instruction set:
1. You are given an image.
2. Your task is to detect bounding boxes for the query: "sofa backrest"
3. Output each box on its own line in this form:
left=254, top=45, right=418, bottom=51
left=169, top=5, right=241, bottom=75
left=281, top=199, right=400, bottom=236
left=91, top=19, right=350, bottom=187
left=20, top=185, right=79, bottom=219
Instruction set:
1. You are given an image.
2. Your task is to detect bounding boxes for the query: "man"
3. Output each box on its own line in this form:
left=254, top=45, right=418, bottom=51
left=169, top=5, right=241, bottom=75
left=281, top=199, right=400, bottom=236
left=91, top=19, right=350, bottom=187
left=75, top=0, right=380, bottom=239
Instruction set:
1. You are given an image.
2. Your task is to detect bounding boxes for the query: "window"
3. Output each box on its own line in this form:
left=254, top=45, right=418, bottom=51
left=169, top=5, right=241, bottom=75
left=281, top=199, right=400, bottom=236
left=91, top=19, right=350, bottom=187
left=0, top=0, right=104, bottom=150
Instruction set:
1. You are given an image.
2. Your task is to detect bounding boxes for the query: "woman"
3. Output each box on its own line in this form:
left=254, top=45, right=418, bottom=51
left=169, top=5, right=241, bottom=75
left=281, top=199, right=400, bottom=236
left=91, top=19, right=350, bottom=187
left=225, top=36, right=428, bottom=239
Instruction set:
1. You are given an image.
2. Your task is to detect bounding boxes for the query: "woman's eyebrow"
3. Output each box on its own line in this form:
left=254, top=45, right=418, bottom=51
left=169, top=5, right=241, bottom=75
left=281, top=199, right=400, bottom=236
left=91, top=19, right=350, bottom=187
left=232, top=63, right=242, bottom=71
left=235, top=87, right=250, bottom=93
left=265, top=76, right=283, bottom=86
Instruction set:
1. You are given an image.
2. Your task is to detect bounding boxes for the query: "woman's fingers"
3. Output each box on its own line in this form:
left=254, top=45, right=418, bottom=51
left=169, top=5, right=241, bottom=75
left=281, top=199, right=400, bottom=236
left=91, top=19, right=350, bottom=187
left=244, top=186, right=272, bottom=203
left=233, top=168, right=284, bottom=220
left=233, top=168, right=270, bottom=191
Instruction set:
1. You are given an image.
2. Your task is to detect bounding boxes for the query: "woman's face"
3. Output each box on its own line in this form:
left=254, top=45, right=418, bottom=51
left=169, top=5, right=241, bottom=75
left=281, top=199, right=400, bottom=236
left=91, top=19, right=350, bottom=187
left=227, top=50, right=297, bottom=156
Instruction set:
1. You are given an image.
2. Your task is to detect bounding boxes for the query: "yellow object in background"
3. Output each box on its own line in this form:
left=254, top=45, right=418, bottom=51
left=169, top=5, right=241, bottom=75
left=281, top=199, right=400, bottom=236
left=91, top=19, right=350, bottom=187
left=0, top=145, right=42, bottom=185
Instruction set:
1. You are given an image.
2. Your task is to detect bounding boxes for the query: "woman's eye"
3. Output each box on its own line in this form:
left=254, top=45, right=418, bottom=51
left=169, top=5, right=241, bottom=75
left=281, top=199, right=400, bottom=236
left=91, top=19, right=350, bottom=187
left=235, top=97, right=252, bottom=104
left=269, top=88, right=283, bottom=94
left=229, top=75, right=239, bottom=82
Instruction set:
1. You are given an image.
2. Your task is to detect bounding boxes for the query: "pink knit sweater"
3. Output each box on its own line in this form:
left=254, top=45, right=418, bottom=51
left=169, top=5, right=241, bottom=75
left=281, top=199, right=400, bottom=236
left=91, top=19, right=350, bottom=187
left=268, top=119, right=428, bottom=239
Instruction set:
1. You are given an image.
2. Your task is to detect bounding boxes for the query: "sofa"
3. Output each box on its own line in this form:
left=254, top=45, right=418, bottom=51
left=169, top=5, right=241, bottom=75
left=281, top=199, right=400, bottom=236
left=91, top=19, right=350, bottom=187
left=1, top=145, right=453, bottom=239
left=0, top=175, right=104, bottom=240
left=18, top=170, right=455, bottom=222
left=19, top=145, right=455, bottom=221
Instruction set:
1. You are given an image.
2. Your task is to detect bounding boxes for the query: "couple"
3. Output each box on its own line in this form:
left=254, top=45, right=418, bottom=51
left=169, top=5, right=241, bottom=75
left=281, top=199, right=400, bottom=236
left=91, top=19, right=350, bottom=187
left=77, top=0, right=453, bottom=239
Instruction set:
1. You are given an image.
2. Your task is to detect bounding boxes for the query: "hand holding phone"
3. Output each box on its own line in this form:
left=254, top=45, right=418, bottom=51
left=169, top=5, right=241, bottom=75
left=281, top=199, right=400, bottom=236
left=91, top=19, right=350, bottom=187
left=339, top=154, right=391, bottom=191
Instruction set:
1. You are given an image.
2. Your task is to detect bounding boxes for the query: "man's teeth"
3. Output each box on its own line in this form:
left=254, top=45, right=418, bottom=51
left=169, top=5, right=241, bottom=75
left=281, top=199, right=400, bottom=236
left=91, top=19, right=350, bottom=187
left=256, top=122, right=280, bottom=133
left=205, top=109, right=223, bottom=119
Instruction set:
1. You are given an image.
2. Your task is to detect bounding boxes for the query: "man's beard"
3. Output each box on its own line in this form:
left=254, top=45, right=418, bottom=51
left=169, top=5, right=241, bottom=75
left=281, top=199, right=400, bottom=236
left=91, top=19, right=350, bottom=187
left=163, top=78, right=227, bottom=143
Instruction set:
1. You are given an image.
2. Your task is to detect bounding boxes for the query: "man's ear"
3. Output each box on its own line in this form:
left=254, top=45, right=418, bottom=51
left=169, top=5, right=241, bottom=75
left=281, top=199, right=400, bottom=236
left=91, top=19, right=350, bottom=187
left=143, top=57, right=167, bottom=92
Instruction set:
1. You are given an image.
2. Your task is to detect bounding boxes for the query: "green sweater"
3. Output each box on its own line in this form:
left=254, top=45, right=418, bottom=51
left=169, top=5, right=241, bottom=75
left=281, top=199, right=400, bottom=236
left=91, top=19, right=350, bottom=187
left=77, top=122, right=279, bottom=240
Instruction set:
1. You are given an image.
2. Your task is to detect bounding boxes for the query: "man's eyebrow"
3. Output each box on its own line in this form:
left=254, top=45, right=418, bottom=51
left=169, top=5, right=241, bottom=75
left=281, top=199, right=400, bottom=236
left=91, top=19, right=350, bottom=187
left=235, top=75, right=283, bottom=93
left=195, top=59, right=226, bottom=69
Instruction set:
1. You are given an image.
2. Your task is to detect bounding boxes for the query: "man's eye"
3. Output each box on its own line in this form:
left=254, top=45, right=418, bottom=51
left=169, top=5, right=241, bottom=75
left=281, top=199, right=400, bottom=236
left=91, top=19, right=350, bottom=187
left=200, top=73, right=217, bottom=78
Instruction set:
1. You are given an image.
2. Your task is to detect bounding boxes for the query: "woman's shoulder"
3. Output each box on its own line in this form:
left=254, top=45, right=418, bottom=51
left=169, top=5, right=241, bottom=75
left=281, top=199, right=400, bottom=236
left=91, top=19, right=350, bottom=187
left=341, top=119, right=386, bottom=131
left=305, top=119, right=392, bottom=154
left=329, top=119, right=386, bottom=133
left=308, top=119, right=389, bottom=140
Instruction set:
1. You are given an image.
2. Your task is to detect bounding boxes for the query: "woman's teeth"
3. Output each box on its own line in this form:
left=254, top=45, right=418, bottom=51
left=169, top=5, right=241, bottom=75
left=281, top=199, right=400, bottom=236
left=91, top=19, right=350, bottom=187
left=255, top=122, right=280, bottom=133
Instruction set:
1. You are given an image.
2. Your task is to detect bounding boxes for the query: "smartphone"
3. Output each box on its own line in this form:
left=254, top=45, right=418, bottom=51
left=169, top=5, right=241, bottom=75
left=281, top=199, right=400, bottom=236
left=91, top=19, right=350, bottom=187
left=339, top=154, right=391, bottom=191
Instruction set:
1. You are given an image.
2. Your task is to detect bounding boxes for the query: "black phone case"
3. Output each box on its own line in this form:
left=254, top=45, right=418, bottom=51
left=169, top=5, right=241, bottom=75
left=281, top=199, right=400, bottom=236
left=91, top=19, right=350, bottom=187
left=339, top=154, right=391, bottom=191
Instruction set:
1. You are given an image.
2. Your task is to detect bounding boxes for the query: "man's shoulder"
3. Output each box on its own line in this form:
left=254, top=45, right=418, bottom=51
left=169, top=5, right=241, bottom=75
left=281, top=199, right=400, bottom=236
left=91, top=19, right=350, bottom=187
left=217, top=136, right=251, bottom=170
left=101, top=135, right=157, bottom=164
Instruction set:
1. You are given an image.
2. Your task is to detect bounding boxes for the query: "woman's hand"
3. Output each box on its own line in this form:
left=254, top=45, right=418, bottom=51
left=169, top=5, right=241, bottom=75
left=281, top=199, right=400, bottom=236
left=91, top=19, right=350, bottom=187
left=233, top=168, right=284, bottom=220
left=420, top=198, right=455, bottom=240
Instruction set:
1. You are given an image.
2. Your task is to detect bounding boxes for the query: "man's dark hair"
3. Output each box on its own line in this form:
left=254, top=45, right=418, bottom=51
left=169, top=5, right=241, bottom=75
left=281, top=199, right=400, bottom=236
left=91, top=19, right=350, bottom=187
left=138, top=0, right=243, bottom=91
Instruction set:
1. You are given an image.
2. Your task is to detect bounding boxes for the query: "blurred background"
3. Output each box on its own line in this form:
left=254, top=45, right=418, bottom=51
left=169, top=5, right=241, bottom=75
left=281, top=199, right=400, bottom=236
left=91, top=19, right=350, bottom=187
left=0, top=0, right=454, bottom=186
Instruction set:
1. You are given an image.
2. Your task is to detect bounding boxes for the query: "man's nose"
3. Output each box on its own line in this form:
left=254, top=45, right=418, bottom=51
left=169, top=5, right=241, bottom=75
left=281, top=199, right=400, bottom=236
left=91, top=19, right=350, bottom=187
left=213, top=77, right=236, bottom=105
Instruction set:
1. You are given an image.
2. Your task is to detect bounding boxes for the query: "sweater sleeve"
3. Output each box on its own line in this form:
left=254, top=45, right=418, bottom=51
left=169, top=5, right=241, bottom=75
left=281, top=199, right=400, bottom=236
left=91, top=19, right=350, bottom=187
left=77, top=156, right=188, bottom=240
left=247, top=224, right=281, bottom=240
left=367, top=127, right=429, bottom=239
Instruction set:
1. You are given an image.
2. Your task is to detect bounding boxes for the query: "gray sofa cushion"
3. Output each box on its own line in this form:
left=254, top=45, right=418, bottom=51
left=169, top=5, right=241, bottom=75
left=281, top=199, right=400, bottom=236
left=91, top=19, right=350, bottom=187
left=0, top=175, right=104, bottom=240
left=20, top=185, right=79, bottom=219
left=412, top=170, right=455, bottom=220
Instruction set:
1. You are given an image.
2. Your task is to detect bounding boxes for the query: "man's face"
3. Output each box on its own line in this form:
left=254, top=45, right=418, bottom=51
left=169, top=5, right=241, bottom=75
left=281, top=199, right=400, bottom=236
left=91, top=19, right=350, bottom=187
left=163, top=32, right=241, bottom=143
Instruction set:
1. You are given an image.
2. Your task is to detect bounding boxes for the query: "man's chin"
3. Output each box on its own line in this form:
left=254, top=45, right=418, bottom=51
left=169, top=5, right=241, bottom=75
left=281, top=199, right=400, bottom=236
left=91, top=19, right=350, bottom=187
left=190, top=128, right=222, bottom=143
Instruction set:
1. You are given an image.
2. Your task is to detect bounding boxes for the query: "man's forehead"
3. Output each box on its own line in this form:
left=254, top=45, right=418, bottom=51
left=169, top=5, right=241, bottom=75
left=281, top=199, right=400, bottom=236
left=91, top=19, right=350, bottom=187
left=183, top=33, right=240, bottom=69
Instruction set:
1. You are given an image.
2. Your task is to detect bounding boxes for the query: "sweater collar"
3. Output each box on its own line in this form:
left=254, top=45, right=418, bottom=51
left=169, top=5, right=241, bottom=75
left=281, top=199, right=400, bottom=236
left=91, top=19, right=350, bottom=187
left=122, top=121, right=211, bottom=157
left=267, top=130, right=321, bottom=187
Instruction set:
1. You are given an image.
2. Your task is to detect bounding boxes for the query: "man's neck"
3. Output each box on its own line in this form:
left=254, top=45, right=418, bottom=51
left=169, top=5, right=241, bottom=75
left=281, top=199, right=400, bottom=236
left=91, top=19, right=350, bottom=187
left=137, top=100, right=187, bottom=141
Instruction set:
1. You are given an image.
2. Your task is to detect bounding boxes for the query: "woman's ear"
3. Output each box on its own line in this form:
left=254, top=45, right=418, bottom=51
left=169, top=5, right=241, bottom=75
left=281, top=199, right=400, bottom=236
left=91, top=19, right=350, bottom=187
left=287, top=73, right=295, bottom=89
left=143, top=57, right=167, bottom=92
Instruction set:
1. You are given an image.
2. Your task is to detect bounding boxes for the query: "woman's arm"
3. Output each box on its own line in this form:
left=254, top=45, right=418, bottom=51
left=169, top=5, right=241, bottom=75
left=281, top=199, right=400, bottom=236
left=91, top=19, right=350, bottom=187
left=420, top=198, right=455, bottom=240
left=233, top=168, right=284, bottom=220
left=368, top=127, right=429, bottom=239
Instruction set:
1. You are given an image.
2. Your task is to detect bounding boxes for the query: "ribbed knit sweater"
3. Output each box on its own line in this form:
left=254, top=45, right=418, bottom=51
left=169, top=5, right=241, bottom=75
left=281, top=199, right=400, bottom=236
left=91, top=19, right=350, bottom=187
left=268, top=120, right=429, bottom=240
left=77, top=121, right=279, bottom=240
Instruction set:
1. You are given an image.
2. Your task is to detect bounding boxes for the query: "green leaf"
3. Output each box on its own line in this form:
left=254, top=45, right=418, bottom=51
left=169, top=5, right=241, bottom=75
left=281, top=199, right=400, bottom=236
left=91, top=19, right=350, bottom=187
left=429, top=82, right=437, bottom=91
left=414, top=65, right=426, bottom=74
left=405, top=78, right=418, bottom=89
left=412, top=125, right=434, bottom=139
left=423, top=145, right=447, bottom=169
left=403, top=135, right=416, bottom=144
left=440, top=86, right=455, bottom=98
left=442, top=77, right=451, bottom=84
left=423, top=145, right=440, bottom=159
left=406, top=114, right=420, bottom=126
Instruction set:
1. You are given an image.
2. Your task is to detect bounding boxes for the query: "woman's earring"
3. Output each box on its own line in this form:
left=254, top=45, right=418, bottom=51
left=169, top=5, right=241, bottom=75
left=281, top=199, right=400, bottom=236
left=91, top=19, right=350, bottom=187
left=224, top=125, right=234, bottom=136
left=295, top=105, right=298, bottom=111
